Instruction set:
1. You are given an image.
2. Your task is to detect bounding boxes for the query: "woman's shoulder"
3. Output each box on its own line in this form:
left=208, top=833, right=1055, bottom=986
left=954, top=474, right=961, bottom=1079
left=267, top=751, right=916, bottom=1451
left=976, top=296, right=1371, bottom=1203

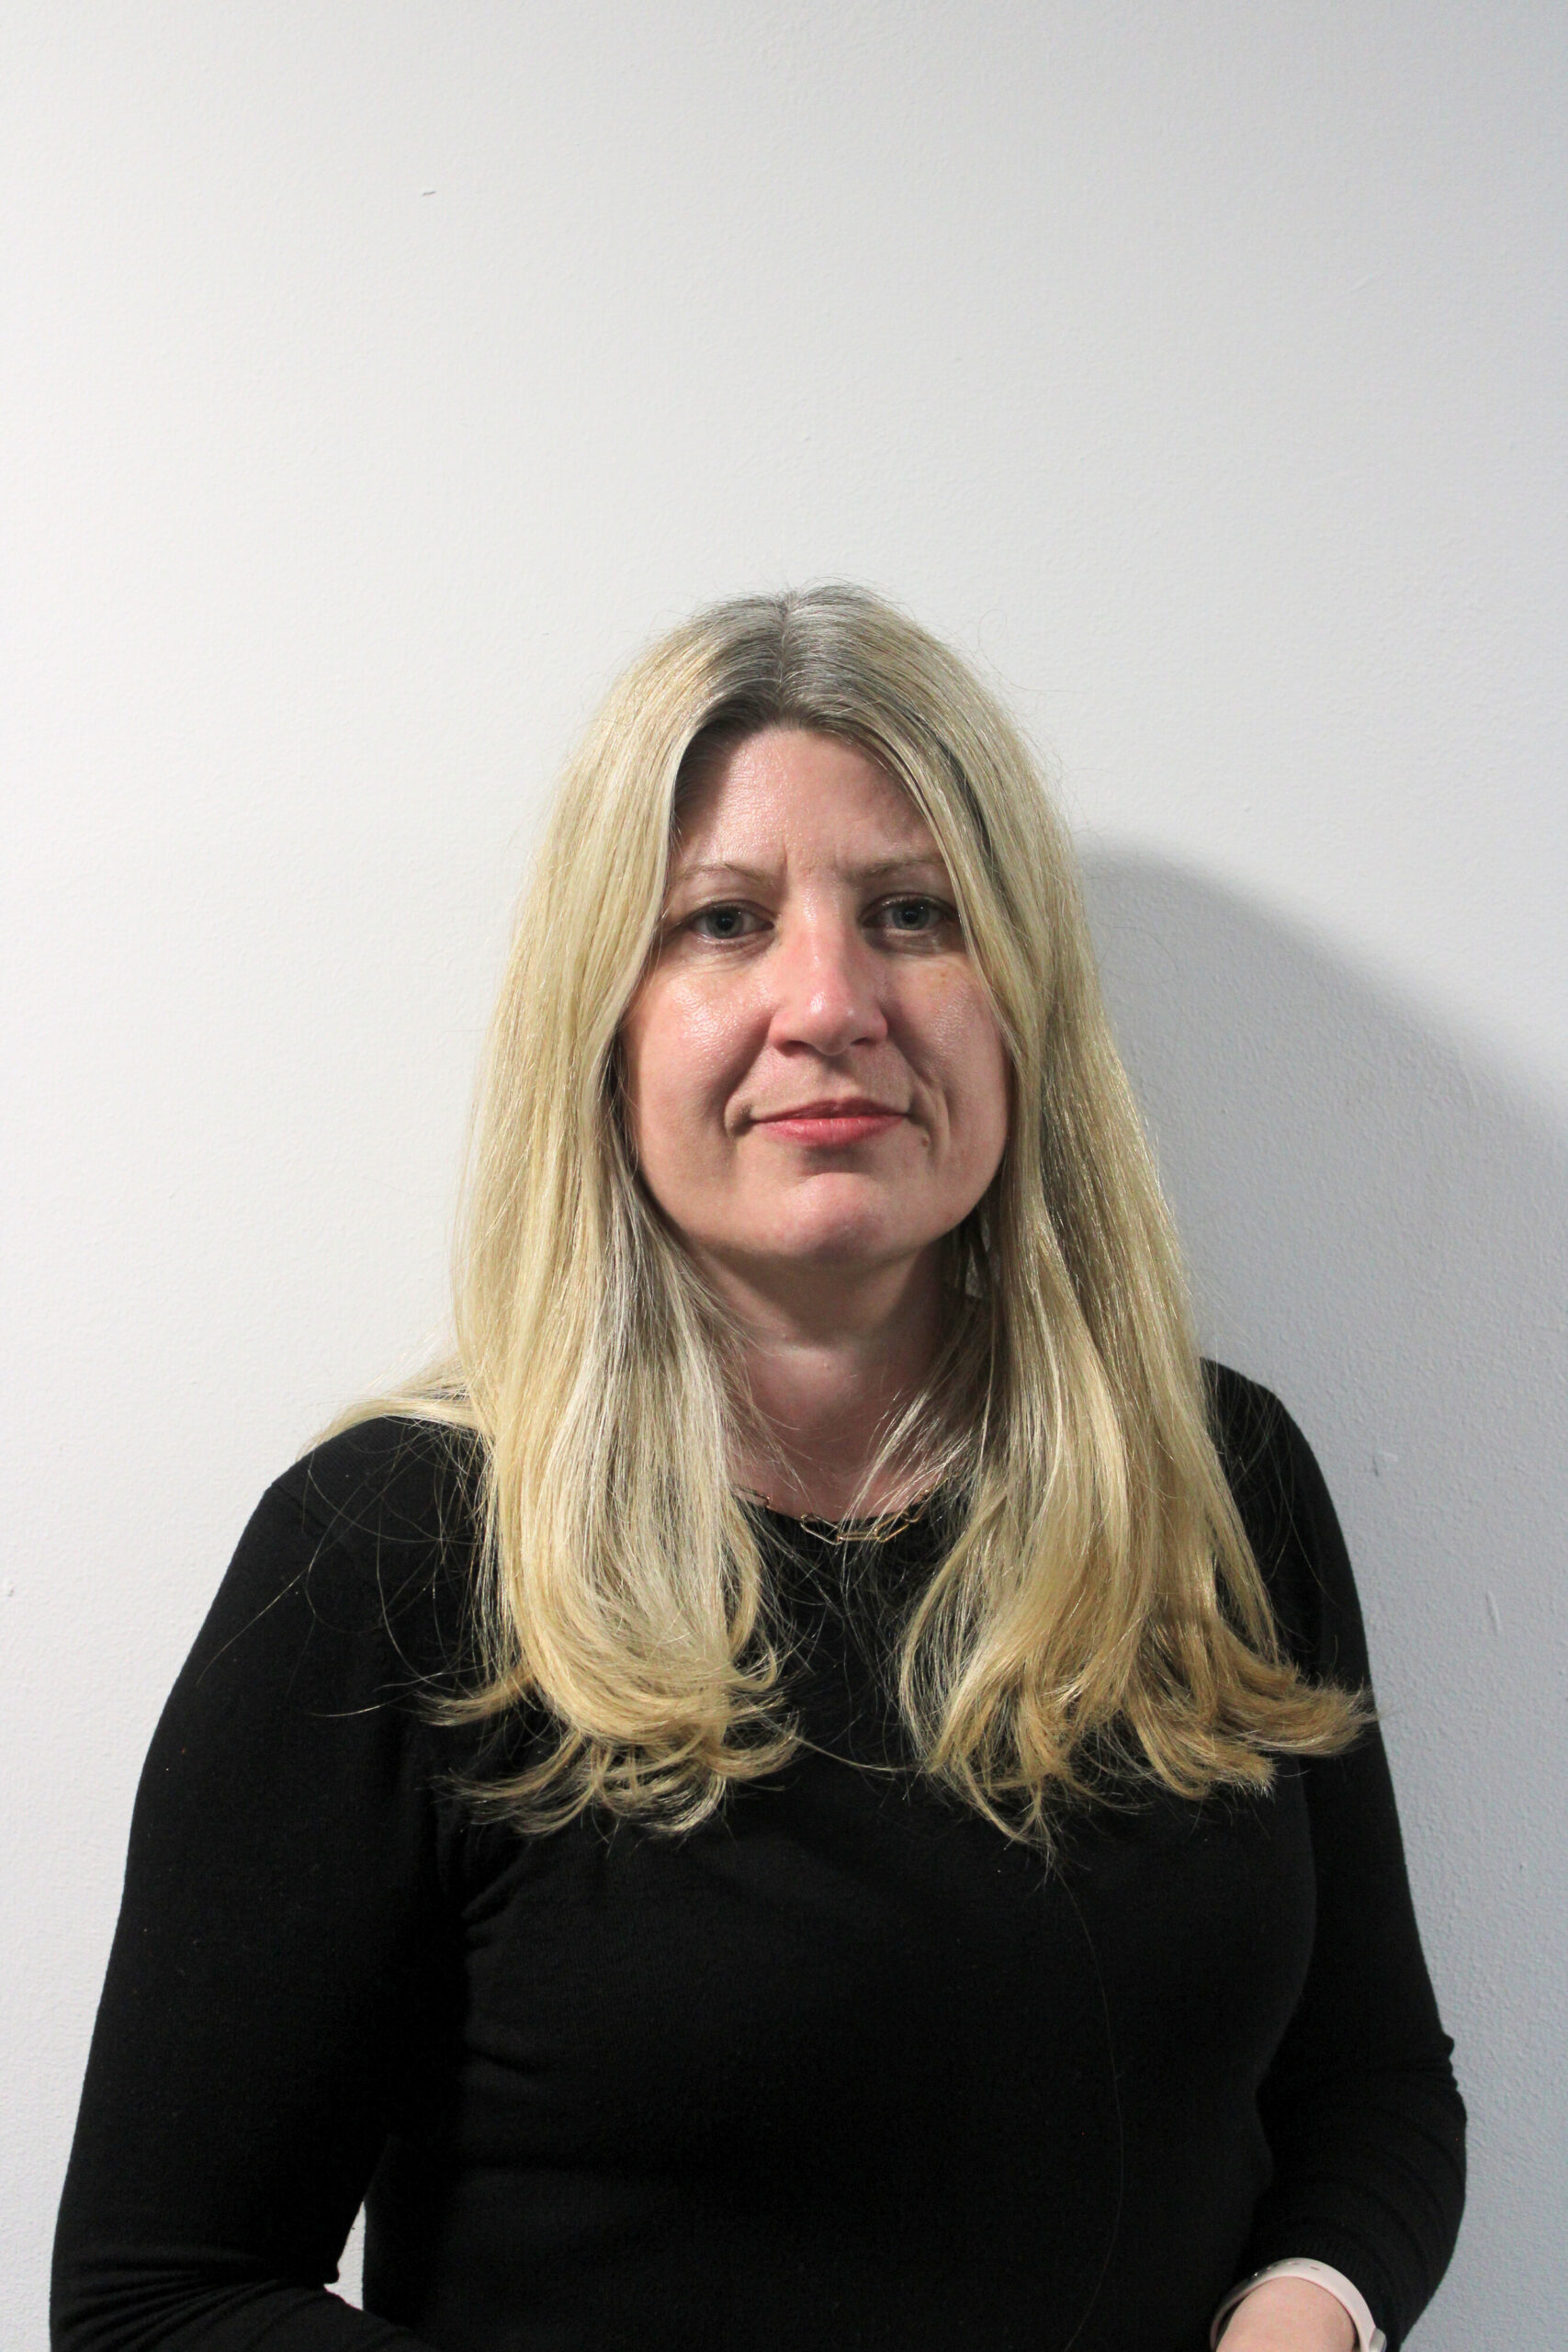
left=1202, top=1359, right=1300, bottom=1515
left=269, top=1410, right=486, bottom=1573
left=206, top=1413, right=487, bottom=1698
left=1201, top=1359, right=1371, bottom=1685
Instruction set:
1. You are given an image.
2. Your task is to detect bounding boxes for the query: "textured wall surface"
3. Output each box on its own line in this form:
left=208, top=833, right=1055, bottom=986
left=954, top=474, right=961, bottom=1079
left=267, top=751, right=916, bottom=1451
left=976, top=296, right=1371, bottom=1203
left=5, top=6, right=1563, bottom=2344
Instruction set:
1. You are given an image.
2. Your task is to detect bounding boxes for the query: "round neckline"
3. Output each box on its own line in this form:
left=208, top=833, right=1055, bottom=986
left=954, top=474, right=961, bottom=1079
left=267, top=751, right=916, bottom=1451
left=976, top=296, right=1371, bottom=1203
left=747, top=1487, right=945, bottom=1541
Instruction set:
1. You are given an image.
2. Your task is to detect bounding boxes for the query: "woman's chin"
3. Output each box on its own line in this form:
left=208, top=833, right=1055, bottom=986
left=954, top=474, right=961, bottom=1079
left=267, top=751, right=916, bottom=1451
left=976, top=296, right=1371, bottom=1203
left=750, top=1211, right=931, bottom=1280
left=682, top=1177, right=952, bottom=1290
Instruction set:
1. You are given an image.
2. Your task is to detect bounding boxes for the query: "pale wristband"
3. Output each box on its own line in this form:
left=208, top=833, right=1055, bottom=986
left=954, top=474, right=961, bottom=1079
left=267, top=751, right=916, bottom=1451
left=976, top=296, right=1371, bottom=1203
left=1210, top=2257, right=1386, bottom=2351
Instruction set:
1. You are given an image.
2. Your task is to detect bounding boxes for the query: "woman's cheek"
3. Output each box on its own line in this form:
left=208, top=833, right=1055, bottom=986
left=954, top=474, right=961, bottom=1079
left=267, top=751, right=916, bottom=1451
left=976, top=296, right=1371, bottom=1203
left=911, top=971, right=1010, bottom=1129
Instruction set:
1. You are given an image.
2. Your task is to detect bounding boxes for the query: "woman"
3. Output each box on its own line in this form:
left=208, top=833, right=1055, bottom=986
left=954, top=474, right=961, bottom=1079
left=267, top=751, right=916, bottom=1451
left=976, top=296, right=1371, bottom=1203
left=52, top=586, right=1464, bottom=2350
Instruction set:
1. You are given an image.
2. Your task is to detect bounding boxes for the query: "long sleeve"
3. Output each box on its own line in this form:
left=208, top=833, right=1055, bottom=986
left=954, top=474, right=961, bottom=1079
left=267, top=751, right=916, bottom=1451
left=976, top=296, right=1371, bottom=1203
left=1213, top=1370, right=1467, bottom=2350
left=51, top=1475, right=455, bottom=2351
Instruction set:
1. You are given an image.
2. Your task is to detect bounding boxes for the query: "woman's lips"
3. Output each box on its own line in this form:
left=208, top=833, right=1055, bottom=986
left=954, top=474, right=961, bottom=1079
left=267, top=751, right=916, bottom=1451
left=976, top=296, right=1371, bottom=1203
left=753, top=1110, right=905, bottom=1147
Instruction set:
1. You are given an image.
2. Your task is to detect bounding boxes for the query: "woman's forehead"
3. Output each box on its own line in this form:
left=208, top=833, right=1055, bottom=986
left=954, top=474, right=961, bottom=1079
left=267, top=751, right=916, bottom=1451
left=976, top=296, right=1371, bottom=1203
left=670, top=726, right=940, bottom=871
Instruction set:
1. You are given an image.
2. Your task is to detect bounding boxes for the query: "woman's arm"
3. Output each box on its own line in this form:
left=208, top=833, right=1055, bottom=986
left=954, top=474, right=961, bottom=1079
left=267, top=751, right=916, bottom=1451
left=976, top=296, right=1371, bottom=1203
left=1209, top=1370, right=1467, bottom=2352
left=51, top=1471, right=452, bottom=2350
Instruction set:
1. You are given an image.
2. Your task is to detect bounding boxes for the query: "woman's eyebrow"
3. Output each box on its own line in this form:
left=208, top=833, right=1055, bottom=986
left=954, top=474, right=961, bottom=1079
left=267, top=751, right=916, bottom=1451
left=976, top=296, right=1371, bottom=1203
left=670, top=854, right=950, bottom=888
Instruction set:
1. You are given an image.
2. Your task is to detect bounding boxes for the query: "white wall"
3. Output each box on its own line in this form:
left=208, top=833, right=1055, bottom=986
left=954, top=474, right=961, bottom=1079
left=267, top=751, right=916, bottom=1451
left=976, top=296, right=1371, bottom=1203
left=5, top=5, right=1563, bottom=2342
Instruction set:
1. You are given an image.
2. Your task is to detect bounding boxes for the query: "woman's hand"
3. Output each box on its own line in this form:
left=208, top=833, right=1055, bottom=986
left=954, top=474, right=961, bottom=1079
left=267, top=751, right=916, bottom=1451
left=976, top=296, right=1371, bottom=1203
left=1216, top=2276, right=1358, bottom=2351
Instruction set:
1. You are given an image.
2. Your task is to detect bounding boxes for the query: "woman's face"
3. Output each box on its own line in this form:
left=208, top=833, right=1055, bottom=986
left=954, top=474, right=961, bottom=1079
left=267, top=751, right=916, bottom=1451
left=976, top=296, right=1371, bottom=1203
left=619, top=727, right=1010, bottom=1310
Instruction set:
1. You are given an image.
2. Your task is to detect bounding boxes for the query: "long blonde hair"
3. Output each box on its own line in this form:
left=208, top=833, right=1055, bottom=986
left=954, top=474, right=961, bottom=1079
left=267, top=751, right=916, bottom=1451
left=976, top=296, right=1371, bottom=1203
left=325, top=582, right=1364, bottom=1847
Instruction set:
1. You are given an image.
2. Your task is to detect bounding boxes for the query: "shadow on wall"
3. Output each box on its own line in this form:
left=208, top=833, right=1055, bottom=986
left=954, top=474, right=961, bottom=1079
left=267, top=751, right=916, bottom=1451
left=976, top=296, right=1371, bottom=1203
left=1080, top=850, right=1568, bottom=2344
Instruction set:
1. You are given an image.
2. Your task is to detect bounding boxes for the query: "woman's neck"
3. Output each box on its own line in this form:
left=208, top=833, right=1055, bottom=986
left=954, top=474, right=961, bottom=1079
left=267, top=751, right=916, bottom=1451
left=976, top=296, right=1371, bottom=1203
left=714, top=1250, right=945, bottom=1522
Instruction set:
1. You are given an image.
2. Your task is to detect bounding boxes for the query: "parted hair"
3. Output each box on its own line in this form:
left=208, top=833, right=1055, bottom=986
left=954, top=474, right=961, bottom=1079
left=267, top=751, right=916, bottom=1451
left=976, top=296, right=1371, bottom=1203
left=325, top=582, right=1365, bottom=1847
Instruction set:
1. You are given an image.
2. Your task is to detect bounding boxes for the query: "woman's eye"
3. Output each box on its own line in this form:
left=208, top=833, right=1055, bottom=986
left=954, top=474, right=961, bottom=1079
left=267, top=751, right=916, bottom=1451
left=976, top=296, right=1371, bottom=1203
left=876, top=895, right=951, bottom=934
left=687, top=904, right=762, bottom=942
left=681, top=895, right=953, bottom=944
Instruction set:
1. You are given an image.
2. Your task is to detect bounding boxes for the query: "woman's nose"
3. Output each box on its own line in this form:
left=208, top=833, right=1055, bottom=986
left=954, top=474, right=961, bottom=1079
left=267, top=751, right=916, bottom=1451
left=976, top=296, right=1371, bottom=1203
left=765, top=910, right=889, bottom=1057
